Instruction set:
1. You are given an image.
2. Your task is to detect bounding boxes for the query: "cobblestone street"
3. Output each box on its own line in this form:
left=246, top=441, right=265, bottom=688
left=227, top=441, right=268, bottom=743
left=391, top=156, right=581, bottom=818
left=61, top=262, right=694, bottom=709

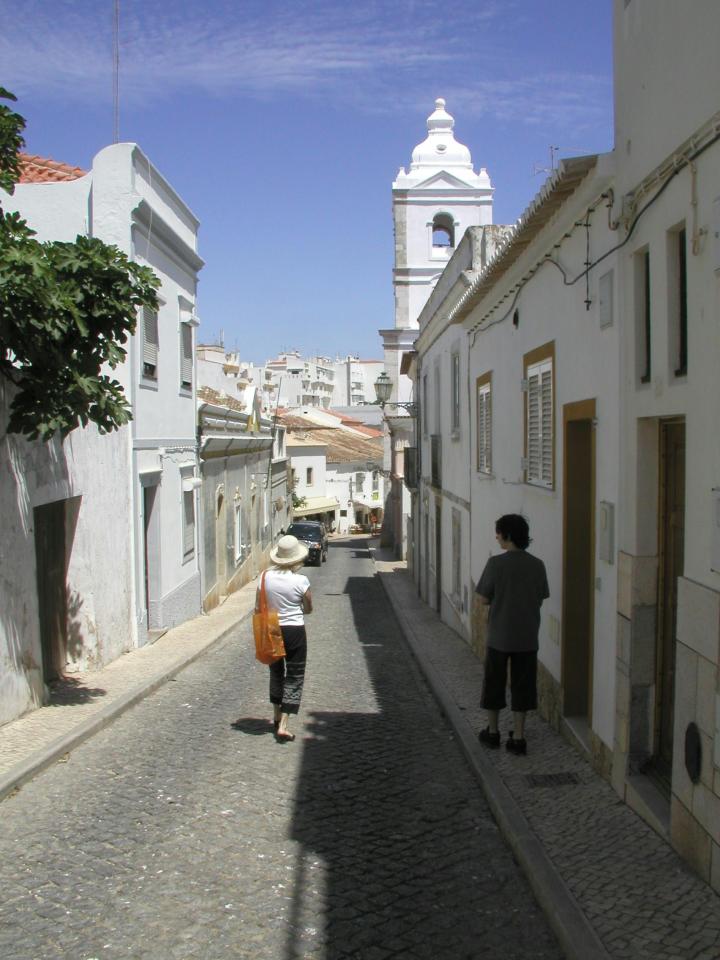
left=0, top=541, right=562, bottom=960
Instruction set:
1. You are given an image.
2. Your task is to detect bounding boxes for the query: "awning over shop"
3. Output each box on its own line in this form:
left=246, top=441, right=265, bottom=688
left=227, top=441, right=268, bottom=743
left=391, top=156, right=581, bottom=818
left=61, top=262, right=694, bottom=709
left=200, top=434, right=273, bottom=458
left=292, top=496, right=340, bottom=518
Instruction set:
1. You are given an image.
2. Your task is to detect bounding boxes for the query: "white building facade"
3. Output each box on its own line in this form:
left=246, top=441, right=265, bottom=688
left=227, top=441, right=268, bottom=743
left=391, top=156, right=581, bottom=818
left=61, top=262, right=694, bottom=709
left=610, top=0, right=720, bottom=886
left=198, top=386, right=288, bottom=611
left=0, top=144, right=203, bottom=723
left=406, top=0, right=720, bottom=892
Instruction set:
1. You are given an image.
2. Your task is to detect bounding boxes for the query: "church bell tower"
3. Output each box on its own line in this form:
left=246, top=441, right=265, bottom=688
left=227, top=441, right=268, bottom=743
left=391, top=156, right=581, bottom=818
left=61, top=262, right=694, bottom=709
left=380, top=98, right=494, bottom=405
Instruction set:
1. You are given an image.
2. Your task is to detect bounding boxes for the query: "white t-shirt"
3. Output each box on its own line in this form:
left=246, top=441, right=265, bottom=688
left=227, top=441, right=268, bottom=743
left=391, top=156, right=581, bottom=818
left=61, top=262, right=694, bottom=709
left=261, top=568, right=310, bottom=626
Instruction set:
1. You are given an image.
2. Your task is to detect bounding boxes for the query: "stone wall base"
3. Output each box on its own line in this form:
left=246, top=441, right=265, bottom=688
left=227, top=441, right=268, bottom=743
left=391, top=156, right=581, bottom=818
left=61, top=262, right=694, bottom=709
left=537, top=660, right=562, bottom=732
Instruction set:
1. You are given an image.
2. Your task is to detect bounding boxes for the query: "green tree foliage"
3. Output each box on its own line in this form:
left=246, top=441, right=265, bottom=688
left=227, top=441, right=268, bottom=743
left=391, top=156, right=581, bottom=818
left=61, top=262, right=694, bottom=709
left=0, top=87, right=160, bottom=440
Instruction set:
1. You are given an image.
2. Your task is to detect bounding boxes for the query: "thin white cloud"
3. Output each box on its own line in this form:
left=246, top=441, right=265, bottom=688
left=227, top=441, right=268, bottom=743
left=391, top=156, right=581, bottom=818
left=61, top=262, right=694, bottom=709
left=0, top=0, right=609, bottom=134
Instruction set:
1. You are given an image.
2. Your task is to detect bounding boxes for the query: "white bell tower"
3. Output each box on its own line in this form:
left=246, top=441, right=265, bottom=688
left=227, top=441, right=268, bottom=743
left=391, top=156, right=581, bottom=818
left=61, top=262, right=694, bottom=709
left=380, top=98, right=494, bottom=405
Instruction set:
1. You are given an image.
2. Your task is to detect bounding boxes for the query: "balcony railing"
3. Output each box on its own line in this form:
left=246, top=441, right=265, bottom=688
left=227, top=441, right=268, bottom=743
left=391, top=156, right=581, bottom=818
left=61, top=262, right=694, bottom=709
left=404, top=447, right=419, bottom=490
left=430, top=435, right=441, bottom=488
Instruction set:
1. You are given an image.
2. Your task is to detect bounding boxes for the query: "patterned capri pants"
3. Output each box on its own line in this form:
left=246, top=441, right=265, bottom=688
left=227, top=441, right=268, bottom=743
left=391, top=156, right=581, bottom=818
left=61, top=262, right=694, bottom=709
left=269, top=624, right=307, bottom=715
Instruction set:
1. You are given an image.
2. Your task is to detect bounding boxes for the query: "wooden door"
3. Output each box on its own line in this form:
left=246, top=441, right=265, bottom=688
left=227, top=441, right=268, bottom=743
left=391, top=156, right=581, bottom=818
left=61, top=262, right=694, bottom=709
left=435, top=500, right=442, bottom=612
left=34, top=500, right=68, bottom=682
left=655, top=419, right=685, bottom=780
left=562, top=401, right=596, bottom=721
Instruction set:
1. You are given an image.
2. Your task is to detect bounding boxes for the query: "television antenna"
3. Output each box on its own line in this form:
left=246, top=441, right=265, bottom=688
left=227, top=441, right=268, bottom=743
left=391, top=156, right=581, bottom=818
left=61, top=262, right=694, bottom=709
left=533, top=145, right=559, bottom=176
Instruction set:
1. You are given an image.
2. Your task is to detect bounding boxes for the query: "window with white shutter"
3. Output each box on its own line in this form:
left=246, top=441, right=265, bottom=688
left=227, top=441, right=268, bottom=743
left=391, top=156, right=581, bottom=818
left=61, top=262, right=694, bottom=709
left=180, top=322, right=193, bottom=390
left=476, top=373, right=492, bottom=474
left=525, top=352, right=554, bottom=488
left=142, top=306, right=159, bottom=379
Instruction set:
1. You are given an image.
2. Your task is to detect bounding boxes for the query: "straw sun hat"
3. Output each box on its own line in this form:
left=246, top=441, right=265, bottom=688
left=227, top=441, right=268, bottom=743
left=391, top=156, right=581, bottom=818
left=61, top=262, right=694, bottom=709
left=270, top=534, right=308, bottom=567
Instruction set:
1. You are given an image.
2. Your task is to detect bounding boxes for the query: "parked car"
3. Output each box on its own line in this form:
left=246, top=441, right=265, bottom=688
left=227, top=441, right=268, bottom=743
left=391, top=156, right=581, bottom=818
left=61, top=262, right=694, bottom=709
left=286, top=521, right=329, bottom=566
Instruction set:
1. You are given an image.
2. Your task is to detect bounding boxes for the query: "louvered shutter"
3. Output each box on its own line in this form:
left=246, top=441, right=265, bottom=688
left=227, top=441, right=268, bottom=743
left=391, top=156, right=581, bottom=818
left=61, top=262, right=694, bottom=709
left=540, top=366, right=553, bottom=485
left=142, top=306, right=159, bottom=374
left=181, top=323, right=193, bottom=389
left=527, top=370, right=541, bottom=481
left=525, top=358, right=553, bottom=487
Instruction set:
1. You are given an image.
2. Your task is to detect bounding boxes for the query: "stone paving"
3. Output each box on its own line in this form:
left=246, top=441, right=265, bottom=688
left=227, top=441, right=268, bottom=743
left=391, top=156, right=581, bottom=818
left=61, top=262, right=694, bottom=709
left=0, top=586, right=254, bottom=794
left=374, top=548, right=720, bottom=960
left=0, top=539, right=562, bottom=960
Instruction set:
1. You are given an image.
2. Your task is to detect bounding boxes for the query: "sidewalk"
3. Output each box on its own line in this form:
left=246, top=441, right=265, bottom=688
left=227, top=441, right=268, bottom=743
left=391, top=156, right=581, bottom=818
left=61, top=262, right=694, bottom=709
left=371, top=545, right=720, bottom=960
left=0, top=580, right=257, bottom=803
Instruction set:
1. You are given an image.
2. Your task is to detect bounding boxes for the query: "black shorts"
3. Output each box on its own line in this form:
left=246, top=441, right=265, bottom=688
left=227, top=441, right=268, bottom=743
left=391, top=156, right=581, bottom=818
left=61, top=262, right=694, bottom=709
left=480, top=647, right=537, bottom=713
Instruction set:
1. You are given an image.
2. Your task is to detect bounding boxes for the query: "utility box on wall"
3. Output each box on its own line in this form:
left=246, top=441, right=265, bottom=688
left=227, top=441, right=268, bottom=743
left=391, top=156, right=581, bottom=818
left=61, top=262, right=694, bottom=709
left=599, top=501, right=615, bottom=564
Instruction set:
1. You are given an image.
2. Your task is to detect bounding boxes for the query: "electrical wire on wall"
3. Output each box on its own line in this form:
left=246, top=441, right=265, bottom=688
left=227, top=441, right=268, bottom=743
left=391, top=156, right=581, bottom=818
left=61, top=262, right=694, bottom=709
left=468, top=120, right=720, bottom=342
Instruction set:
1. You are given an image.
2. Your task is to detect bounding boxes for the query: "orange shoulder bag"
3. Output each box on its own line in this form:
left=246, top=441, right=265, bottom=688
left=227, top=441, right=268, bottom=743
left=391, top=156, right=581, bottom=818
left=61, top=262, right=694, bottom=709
left=253, top=571, right=286, bottom=664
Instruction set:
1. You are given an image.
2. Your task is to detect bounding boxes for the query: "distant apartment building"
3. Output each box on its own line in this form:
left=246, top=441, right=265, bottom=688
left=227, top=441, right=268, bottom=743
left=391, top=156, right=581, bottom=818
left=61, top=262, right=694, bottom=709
left=240, top=351, right=385, bottom=411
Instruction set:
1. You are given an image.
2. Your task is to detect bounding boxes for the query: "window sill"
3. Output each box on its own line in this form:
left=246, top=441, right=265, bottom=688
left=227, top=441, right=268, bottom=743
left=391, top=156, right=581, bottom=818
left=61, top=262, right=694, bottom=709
left=525, top=480, right=555, bottom=494
left=139, top=379, right=159, bottom=392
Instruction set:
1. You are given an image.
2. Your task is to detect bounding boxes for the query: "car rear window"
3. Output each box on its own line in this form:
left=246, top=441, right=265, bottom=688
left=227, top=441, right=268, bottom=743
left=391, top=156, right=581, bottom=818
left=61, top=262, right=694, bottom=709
left=288, top=523, right=322, bottom=539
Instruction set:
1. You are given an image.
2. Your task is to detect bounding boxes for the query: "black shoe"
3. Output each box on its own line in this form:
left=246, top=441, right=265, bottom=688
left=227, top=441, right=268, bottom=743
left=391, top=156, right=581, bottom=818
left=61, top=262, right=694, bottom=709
left=505, top=732, right=527, bottom=755
left=478, top=727, right=500, bottom=749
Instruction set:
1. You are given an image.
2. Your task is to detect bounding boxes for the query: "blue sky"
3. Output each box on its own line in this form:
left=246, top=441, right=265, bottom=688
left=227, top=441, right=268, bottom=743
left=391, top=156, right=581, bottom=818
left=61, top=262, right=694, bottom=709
left=2, top=0, right=613, bottom=364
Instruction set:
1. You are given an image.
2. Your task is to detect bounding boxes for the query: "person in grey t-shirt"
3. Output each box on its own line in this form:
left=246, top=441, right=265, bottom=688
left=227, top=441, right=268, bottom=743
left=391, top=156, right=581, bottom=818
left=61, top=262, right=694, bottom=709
left=475, top=514, right=549, bottom=755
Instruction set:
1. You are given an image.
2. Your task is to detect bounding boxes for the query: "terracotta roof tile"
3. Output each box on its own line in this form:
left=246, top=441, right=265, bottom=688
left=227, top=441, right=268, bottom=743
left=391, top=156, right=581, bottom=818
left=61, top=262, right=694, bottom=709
left=281, top=416, right=382, bottom=464
left=18, top=153, right=87, bottom=184
left=197, top=385, right=247, bottom=413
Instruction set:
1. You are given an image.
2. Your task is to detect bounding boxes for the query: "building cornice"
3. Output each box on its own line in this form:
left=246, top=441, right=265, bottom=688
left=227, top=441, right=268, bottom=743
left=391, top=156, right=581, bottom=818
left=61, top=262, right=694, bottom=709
left=132, top=199, right=204, bottom=274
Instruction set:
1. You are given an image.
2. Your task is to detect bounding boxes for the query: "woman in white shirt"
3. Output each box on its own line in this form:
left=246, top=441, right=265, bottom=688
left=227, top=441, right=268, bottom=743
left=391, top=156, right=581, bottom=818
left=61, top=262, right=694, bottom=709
left=259, top=535, right=313, bottom=742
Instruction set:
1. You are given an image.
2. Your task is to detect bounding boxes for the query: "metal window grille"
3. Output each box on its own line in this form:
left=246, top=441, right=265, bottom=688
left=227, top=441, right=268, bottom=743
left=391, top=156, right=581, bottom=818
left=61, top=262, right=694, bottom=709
left=477, top=381, right=492, bottom=473
left=182, top=490, right=195, bottom=559
left=403, top=448, right=418, bottom=490
left=430, top=434, right=442, bottom=488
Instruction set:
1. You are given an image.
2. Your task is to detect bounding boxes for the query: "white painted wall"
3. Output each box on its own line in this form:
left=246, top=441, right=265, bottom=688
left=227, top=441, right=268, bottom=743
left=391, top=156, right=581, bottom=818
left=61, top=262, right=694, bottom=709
left=415, top=163, right=621, bottom=747
left=287, top=445, right=327, bottom=502
left=0, top=388, right=134, bottom=724
left=613, top=0, right=720, bottom=199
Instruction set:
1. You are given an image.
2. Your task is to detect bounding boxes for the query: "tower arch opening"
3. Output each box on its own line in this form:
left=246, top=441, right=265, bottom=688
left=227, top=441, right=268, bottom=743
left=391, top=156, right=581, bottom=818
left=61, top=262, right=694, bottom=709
left=432, top=212, right=455, bottom=249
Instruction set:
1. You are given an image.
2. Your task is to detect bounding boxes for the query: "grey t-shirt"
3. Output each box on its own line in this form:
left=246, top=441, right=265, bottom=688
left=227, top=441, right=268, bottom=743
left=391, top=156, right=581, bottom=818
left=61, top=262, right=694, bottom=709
left=476, top=550, right=550, bottom=652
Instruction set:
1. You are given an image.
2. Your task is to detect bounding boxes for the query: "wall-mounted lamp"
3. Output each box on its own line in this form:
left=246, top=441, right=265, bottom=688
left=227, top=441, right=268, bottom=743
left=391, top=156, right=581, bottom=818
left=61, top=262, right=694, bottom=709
left=371, top=371, right=418, bottom=416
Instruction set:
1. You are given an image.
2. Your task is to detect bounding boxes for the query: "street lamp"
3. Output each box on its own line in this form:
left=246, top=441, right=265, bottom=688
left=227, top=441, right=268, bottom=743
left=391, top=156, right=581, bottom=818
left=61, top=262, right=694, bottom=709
left=372, top=371, right=418, bottom=416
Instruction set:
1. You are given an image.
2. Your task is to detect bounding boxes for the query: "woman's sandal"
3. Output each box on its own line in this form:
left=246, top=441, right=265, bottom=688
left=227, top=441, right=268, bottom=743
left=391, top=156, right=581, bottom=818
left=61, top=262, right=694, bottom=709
left=276, top=731, right=295, bottom=742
